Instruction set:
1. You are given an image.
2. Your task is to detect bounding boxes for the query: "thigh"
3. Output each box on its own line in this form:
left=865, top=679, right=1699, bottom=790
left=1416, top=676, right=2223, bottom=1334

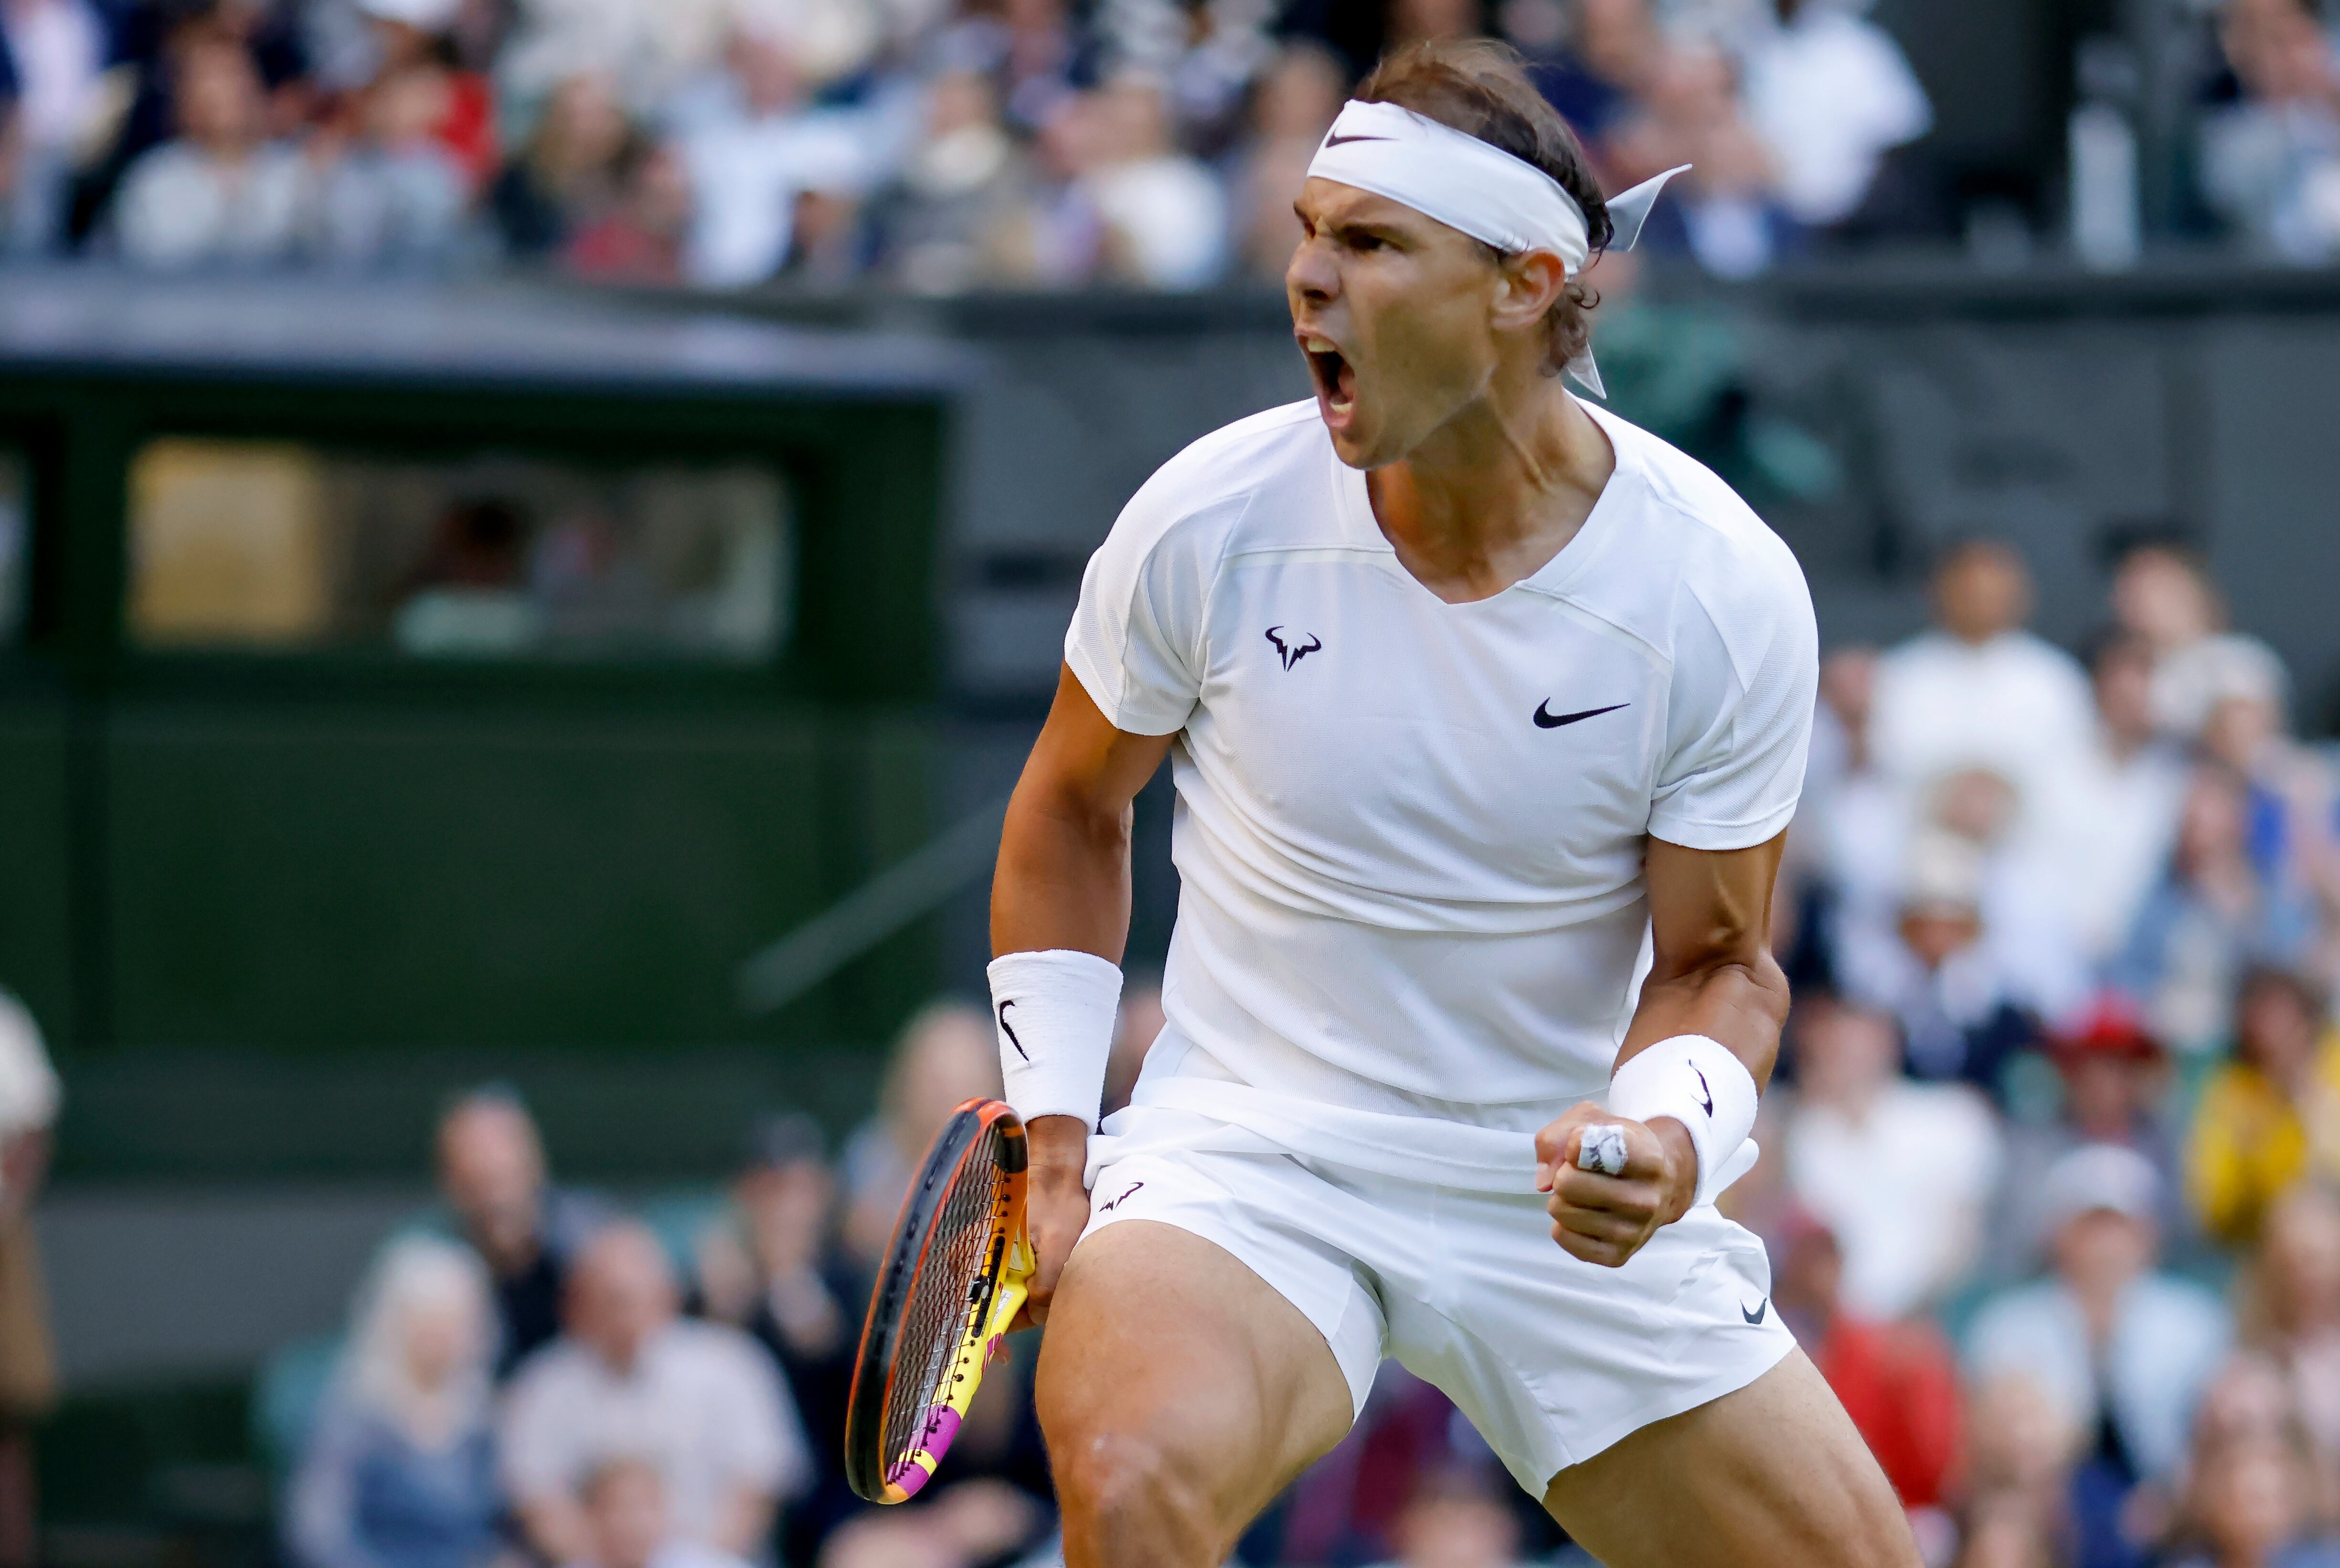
left=1036, top=1219, right=1355, bottom=1550
left=1542, top=1350, right=1919, bottom=1568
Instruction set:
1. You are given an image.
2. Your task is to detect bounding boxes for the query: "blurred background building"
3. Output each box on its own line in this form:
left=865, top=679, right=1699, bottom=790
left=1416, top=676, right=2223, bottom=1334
left=6, top=0, right=2340, bottom=1564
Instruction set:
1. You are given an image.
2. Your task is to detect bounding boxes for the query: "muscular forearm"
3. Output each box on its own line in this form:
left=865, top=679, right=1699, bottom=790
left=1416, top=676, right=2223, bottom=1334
left=1617, top=951, right=1792, bottom=1093
left=990, top=775, right=1135, bottom=962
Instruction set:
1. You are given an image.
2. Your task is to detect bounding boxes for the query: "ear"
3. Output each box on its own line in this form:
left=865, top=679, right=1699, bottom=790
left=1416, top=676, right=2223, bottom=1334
left=1489, top=248, right=1569, bottom=338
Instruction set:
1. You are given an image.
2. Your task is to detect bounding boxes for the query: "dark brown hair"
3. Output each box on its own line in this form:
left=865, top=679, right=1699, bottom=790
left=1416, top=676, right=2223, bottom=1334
left=1356, top=38, right=1612, bottom=376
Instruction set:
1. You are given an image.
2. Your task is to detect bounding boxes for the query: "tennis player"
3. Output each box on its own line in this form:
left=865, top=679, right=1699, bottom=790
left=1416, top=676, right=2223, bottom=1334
left=986, top=38, right=1916, bottom=1568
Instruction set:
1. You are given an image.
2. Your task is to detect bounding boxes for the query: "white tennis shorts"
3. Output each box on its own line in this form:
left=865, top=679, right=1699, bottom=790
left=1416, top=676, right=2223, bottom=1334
left=1077, top=1104, right=1797, bottom=1498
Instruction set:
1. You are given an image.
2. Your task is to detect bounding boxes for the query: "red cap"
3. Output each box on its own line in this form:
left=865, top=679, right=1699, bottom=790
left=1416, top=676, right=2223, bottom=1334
left=2051, top=994, right=2164, bottom=1067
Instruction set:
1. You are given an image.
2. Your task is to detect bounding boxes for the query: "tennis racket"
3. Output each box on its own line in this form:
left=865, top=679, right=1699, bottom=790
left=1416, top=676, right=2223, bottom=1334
left=844, top=1098, right=1034, bottom=1504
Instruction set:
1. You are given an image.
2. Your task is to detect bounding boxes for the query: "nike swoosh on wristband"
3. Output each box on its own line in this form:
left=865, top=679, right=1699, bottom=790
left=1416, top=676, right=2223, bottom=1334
left=1692, top=1064, right=1713, bottom=1117
left=997, top=999, right=1026, bottom=1060
left=1532, top=700, right=1629, bottom=729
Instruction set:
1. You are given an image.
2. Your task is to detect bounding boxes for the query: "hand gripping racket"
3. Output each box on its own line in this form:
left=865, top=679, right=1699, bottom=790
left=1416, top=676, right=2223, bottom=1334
left=844, top=1098, right=1034, bottom=1503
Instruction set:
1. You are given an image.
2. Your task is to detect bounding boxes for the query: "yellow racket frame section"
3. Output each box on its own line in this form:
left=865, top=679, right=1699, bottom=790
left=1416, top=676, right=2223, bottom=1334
left=876, top=1227, right=1034, bottom=1503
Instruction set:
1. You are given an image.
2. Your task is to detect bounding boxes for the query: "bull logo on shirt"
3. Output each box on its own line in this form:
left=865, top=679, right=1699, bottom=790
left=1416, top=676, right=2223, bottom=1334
left=1265, top=626, right=1322, bottom=670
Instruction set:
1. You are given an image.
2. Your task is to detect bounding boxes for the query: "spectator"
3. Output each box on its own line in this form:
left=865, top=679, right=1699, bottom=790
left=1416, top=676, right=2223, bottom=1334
left=0, top=994, right=57, bottom=1568
left=1081, top=70, right=1228, bottom=288
left=2196, top=666, right=2340, bottom=936
left=562, top=1456, right=754, bottom=1568
left=2059, top=629, right=2192, bottom=965
left=1769, top=1208, right=1963, bottom=1526
left=1227, top=41, right=1344, bottom=281
left=1357, top=1464, right=1537, bottom=1568
left=2107, top=542, right=2289, bottom=746
left=0, top=0, right=107, bottom=254
left=2242, top=1183, right=2340, bottom=1459
left=2112, top=775, right=2319, bottom=1058
left=351, top=0, right=497, bottom=191
left=674, top=31, right=874, bottom=287
left=840, top=1002, right=1002, bottom=1269
left=1868, top=539, right=2097, bottom=856
left=501, top=1220, right=809, bottom=1565
left=1840, top=826, right=2053, bottom=1096
left=2196, top=0, right=2340, bottom=265
left=563, top=135, right=689, bottom=282
left=286, top=1236, right=501, bottom=1568
left=2162, top=1422, right=2340, bottom=1568
left=1957, top=1374, right=2085, bottom=1568
left=1501, top=0, right=1655, bottom=152
left=314, top=59, right=470, bottom=268
left=1781, top=992, right=2001, bottom=1320
left=2187, top=967, right=2340, bottom=1248
left=111, top=34, right=313, bottom=269
left=1966, top=1145, right=2231, bottom=1507
left=1606, top=32, right=1794, bottom=277
left=492, top=71, right=631, bottom=258
left=814, top=1480, right=1045, bottom=1568
left=1988, top=1000, right=2184, bottom=1281
left=865, top=67, right=1034, bottom=293
left=434, top=1085, right=606, bottom=1378
left=693, top=1113, right=864, bottom=1563
left=1738, top=0, right=1930, bottom=234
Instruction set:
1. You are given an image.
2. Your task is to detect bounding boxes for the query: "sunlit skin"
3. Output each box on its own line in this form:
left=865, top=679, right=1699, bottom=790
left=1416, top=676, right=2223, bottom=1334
left=1287, top=177, right=1615, bottom=604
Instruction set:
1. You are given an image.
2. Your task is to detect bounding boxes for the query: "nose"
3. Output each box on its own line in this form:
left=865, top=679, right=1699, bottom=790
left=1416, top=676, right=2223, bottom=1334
left=1286, top=233, right=1339, bottom=309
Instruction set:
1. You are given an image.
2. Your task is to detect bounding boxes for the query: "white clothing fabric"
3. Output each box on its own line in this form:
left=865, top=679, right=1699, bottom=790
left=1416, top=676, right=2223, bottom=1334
left=1784, top=1081, right=2001, bottom=1320
left=2150, top=631, right=2289, bottom=740
left=1964, top=1273, right=2231, bottom=1481
left=561, top=1545, right=753, bottom=1568
left=681, top=110, right=874, bottom=287
left=1, top=0, right=106, bottom=152
left=2055, top=735, right=2190, bottom=962
left=1081, top=1101, right=1796, bottom=1489
left=1083, top=155, right=1229, bottom=289
left=1065, top=396, right=1817, bottom=1187
left=1741, top=8, right=1931, bottom=227
left=113, top=143, right=313, bottom=270
left=500, top=1321, right=809, bottom=1543
left=0, top=994, right=60, bottom=1141
left=1868, top=628, right=2096, bottom=832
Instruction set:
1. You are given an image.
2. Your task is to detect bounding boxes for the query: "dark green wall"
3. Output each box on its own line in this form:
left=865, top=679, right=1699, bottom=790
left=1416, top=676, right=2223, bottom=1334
left=0, top=357, right=955, bottom=1176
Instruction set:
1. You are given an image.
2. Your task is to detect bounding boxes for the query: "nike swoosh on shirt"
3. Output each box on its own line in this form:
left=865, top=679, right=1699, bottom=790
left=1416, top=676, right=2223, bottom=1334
left=1321, top=133, right=1392, bottom=148
left=1532, top=701, right=1630, bottom=729
left=1742, top=1298, right=1769, bottom=1325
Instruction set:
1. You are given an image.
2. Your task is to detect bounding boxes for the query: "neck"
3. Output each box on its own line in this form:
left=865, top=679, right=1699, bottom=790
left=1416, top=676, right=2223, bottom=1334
left=1367, top=371, right=1613, bottom=604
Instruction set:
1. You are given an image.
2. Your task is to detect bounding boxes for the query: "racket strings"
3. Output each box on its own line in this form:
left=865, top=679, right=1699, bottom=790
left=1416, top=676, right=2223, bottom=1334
left=883, top=1139, right=1005, bottom=1470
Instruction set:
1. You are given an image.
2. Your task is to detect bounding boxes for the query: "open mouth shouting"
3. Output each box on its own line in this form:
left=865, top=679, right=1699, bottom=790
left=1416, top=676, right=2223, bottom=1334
left=1299, top=331, right=1356, bottom=432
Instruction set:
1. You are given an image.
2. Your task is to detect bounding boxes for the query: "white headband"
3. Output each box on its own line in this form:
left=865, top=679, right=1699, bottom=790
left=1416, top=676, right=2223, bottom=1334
left=1305, top=98, right=1687, bottom=396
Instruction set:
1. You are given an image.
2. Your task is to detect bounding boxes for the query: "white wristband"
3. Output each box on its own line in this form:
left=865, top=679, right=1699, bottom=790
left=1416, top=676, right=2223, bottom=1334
left=1606, top=1035, right=1759, bottom=1208
left=986, top=949, right=1123, bottom=1132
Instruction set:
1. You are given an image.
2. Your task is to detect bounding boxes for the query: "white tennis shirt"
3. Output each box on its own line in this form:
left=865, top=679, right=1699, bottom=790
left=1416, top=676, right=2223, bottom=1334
left=1068, top=397, right=1818, bottom=1189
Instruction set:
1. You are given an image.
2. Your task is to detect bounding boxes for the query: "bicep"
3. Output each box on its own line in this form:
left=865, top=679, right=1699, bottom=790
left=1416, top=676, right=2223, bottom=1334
left=1644, top=832, right=1788, bottom=982
left=1014, top=664, right=1179, bottom=822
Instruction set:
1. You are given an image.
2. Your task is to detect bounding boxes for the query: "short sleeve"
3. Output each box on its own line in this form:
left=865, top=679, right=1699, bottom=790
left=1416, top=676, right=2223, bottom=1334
left=1063, top=491, right=1243, bottom=736
left=1646, top=555, right=1819, bottom=851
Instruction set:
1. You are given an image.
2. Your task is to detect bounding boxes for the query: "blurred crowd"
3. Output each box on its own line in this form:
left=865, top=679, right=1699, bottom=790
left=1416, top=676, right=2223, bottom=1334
left=0, top=0, right=2319, bottom=289
left=246, top=527, right=2340, bottom=1568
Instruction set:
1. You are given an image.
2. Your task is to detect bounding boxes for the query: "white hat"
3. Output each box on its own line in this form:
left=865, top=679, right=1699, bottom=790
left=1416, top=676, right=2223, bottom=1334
left=356, top=0, right=465, bottom=32
left=2041, top=1143, right=2160, bottom=1232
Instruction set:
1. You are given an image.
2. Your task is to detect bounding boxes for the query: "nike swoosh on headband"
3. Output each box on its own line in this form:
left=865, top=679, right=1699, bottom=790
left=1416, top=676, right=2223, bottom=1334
left=1322, top=133, right=1391, bottom=148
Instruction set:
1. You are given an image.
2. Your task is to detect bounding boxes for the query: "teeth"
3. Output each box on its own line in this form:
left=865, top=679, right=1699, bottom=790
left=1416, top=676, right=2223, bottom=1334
left=1302, top=336, right=1338, bottom=353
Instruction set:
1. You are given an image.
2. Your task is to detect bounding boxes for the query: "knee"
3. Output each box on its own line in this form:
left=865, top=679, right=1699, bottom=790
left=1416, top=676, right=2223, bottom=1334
left=1051, top=1424, right=1217, bottom=1554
